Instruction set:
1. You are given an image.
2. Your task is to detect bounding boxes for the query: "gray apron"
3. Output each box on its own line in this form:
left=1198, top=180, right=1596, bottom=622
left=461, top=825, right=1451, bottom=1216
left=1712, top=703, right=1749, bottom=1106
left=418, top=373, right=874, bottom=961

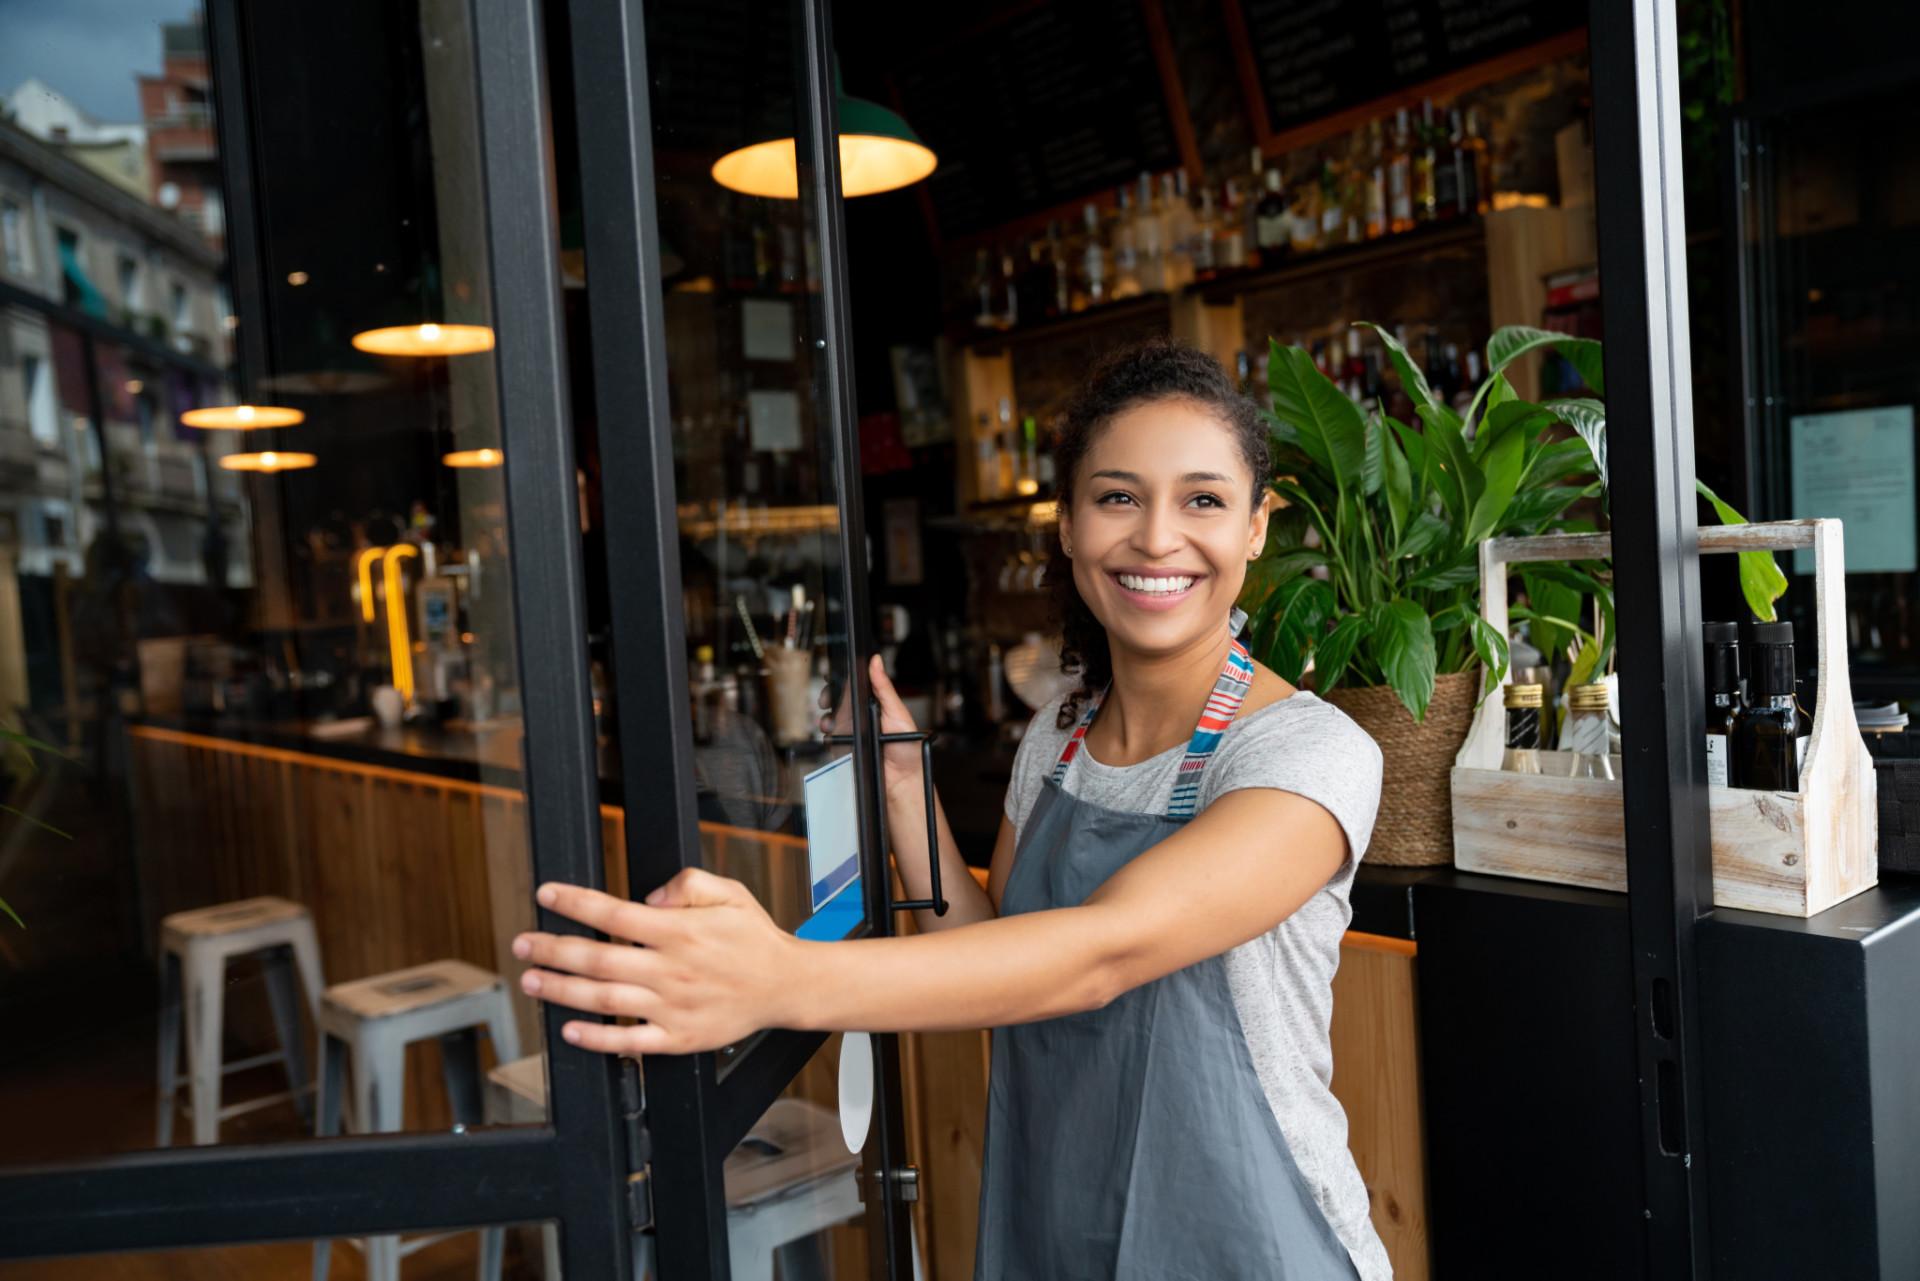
left=974, top=633, right=1361, bottom=1281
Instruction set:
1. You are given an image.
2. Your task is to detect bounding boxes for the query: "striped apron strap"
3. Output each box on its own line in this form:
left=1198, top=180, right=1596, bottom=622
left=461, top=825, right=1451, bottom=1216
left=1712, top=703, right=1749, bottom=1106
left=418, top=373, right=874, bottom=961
left=1050, top=688, right=1107, bottom=785
left=1165, top=639, right=1255, bottom=819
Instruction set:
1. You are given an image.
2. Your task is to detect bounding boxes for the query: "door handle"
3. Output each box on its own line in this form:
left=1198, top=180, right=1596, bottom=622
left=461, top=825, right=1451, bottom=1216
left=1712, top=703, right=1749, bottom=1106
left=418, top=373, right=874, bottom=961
left=827, top=700, right=949, bottom=918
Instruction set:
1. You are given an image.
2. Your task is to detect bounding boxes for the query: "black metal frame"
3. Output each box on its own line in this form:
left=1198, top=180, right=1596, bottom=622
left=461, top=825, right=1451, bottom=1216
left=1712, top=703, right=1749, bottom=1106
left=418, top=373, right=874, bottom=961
left=572, top=0, right=914, bottom=1271
left=1589, top=0, right=1715, bottom=1274
left=0, top=0, right=632, bottom=1267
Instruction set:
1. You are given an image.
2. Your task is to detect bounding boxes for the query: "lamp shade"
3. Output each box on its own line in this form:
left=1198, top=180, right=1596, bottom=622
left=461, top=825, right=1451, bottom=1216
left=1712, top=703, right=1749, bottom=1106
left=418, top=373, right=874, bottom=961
left=180, top=404, right=306, bottom=430
left=219, top=450, right=317, bottom=473
left=351, top=322, right=495, bottom=357
left=712, top=89, right=935, bottom=199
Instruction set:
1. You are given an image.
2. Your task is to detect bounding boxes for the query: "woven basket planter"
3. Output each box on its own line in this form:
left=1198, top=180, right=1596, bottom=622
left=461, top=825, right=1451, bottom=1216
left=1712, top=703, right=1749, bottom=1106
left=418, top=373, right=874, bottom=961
left=1322, top=669, right=1480, bottom=866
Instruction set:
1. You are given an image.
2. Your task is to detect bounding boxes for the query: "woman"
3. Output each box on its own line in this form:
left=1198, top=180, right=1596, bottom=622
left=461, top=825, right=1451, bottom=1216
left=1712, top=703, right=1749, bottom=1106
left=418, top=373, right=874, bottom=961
left=514, top=339, right=1391, bottom=1280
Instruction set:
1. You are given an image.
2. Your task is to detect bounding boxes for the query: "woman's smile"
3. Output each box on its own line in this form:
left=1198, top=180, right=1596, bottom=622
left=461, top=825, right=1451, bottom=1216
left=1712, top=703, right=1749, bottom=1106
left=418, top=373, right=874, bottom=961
left=1109, top=567, right=1207, bottom=611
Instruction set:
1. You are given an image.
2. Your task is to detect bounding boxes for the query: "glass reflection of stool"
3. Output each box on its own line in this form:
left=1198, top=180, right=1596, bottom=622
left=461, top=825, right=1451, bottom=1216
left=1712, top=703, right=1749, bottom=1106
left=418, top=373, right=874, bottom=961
left=310, top=959, right=521, bottom=1281
left=478, top=1054, right=924, bottom=1281
left=156, top=896, right=325, bottom=1147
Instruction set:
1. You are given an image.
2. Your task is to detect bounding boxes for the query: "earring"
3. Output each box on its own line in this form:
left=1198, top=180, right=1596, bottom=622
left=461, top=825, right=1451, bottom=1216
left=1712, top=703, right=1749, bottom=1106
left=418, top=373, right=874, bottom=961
left=1062, top=542, right=1072, bottom=557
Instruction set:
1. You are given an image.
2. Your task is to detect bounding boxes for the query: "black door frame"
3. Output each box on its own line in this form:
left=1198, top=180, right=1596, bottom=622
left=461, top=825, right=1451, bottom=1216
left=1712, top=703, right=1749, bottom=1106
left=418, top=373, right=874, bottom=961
left=0, top=0, right=636, bottom=1273
left=568, top=0, right=916, bottom=1274
left=1590, top=0, right=1717, bottom=1274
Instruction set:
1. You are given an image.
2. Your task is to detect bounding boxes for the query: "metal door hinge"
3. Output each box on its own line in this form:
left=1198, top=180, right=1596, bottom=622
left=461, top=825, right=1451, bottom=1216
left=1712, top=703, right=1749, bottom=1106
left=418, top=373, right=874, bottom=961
left=857, top=1164, right=921, bottom=1204
left=620, top=1060, right=653, bottom=1232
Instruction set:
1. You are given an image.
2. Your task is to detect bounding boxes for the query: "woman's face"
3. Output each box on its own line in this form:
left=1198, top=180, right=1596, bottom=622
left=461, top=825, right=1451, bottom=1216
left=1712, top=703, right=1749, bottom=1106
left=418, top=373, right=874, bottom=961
left=1059, top=397, right=1268, bottom=659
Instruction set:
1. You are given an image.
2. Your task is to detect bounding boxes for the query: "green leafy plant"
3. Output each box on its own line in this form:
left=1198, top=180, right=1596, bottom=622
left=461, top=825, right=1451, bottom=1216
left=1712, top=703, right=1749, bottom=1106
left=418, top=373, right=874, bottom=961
left=1240, top=323, right=1784, bottom=723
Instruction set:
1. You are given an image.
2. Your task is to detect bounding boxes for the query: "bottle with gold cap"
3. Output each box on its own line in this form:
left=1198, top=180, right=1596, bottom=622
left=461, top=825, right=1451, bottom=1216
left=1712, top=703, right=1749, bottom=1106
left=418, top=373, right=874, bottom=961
left=1502, top=682, right=1544, bottom=774
left=1565, top=682, right=1614, bottom=780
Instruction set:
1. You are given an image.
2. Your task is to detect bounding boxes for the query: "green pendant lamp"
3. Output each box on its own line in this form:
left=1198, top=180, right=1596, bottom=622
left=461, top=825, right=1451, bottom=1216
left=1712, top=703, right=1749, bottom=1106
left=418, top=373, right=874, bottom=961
left=712, top=70, right=935, bottom=199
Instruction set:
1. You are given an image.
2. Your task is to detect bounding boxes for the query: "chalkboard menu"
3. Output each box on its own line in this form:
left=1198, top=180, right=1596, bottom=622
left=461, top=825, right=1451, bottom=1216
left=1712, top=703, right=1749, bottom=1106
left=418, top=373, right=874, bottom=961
left=890, top=0, right=1182, bottom=239
left=1242, top=0, right=1582, bottom=136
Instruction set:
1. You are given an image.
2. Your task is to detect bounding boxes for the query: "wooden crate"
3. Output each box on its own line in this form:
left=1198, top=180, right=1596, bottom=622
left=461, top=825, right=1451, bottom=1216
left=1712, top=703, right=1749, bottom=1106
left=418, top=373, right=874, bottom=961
left=1451, top=519, right=1877, bottom=917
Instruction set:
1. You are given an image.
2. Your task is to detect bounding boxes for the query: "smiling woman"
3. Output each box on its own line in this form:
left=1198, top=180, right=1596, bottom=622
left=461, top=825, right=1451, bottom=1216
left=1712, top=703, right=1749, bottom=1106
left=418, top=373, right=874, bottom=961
left=520, top=339, right=1393, bottom=1280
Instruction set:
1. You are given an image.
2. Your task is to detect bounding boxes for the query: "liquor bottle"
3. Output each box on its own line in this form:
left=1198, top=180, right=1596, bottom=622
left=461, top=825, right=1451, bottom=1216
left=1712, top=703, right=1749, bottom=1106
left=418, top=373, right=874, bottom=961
left=1193, top=184, right=1219, bottom=279
left=997, top=244, right=1019, bottom=327
left=1246, top=148, right=1266, bottom=265
left=1318, top=156, right=1345, bottom=246
left=1364, top=119, right=1388, bottom=239
left=1077, top=202, right=1107, bottom=309
left=1464, top=108, right=1493, bottom=214
left=972, top=248, right=995, bottom=329
left=1220, top=179, right=1248, bottom=270
left=1565, top=682, right=1615, bottom=780
left=1452, top=349, right=1482, bottom=414
left=1445, top=108, right=1472, bottom=218
left=1166, top=171, right=1198, bottom=288
left=1732, top=621, right=1804, bottom=790
left=1435, top=109, right=1461, bottom=220
left=1703, top=621, right=1741, bottom=786
left=1136, top=172, right=1167, bottom=290
left=1020, top=415, right=1038, bottom=494
left=1345, top=335, right=1367, bottom=403
left=1021, top=235, right=1054, bottom=322
left=1288, top=167, right=1320, bottom=254
left=1413, top=99, right=1438, bottom=225
left=1342, top=129, right=1371, bottom=243
left=1255, top=166, right=1290, bottom=255
left=1503, top=683, right=1544, bottom=774
left=1006, top=397, right=1021, bottom=499
left=1047, top=220, right=1071, bottom=317
left=1112, top=185, right=1143, bottom=298
left=975, top=411, right=1000, bottom=501
left=1387, top=108, right=1414, bottom=233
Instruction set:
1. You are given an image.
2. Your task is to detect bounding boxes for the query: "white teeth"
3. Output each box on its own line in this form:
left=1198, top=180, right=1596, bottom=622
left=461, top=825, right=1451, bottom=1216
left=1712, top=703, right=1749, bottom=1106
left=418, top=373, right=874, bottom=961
left=1118, top=574, right=1195, bottom=595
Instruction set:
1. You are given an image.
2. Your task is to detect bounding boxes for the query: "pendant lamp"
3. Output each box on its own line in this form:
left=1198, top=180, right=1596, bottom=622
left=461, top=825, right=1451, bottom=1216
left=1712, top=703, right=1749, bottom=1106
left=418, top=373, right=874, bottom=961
left=181, top=403, right=306, bottom=430
left=442, top=447, right=504, bottom=469
left=219, top=450, right=317, bottom=473
left=712, top=71, right=935, bottom=199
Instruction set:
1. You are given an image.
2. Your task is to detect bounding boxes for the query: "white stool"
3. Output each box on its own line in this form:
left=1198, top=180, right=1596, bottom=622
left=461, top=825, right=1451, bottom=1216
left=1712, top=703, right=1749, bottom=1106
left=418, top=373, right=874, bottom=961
left=312, top=959, right=520, bottom=1281
left=157, top=896, right=325, bottom=1147
left=478, top=1056, right=923, bottom=1281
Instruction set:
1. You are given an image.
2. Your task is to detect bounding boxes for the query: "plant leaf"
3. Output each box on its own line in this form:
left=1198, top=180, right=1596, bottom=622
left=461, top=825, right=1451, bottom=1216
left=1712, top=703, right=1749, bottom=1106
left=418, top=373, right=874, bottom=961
left=1362, top=413, right=1385, bottom=497
left=1502, top=486, right=1588, bottom=531
left=1382, top=427, right=1411, bottom=541
left=1396, top=511, right=1450, bottom=560
left=1368, top=599, right=1438, bottom=722
left=1520, top=436, right=1600, bottom=490
left=1269, top=343, right=1368, bottom=492
left=1406, top=557, right=1483, bottom=590
left=0, top=893, right=20, bottom=928
left=1486, top=325, right=1604, bottom=390
left=1520, top=568, right=1584, bottom=660
left=1313, top=613, right=1370, bottom=693
left=1354, top=321, right=1441, bottom=419
left=1696, top=479, right=1789, bottom=622
left=1465, top=425, right=1526, bottom=545
left=1466, top=611, right=1511, bottom=694
left=1261, top=577, right=1335, bottom=683
left=0, top=803, right=70, bottom=840
left=1551, top=398, right=1609, bottom=492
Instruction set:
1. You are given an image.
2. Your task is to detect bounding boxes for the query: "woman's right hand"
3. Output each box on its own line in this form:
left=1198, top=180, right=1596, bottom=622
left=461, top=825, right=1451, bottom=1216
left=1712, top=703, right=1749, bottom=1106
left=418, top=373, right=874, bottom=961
left=817, top=655, right=927, bottom=801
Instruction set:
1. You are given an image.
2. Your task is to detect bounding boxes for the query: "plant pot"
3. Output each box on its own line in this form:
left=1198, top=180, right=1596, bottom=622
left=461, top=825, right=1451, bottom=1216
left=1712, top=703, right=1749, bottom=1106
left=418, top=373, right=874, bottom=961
left=1321, top=668, right=1480, bottom=867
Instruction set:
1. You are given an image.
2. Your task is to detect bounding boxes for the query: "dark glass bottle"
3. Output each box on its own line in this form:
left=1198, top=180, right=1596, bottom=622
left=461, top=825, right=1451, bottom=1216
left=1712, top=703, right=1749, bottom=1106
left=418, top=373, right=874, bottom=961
left=1732, top=621, right=1801, bottom=790
left=1502, top=682, right=1544, bottom=774
left=1703, top=621, right=1741, bottom=786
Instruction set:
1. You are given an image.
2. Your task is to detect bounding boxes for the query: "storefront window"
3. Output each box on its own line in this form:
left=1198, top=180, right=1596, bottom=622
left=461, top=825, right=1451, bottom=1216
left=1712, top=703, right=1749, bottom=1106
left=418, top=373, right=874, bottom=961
left=0, top=2, right=554, bottom=1166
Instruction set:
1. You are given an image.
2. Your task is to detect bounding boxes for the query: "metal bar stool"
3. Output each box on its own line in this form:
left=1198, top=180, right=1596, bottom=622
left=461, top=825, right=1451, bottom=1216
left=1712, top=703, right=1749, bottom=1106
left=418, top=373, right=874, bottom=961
left=311, top=959, right=520, bottom=1281
left=477, top=1054, right=923, bottom=1281
left=156, top=896, right=325, bottom=1147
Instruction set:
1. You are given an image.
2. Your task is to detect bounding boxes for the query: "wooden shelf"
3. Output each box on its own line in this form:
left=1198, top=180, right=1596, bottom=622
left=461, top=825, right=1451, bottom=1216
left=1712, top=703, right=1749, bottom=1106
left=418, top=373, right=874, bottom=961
left=1191, top=216, right=1486, bottom=303
left=956, top=217, right=1489, bottom=352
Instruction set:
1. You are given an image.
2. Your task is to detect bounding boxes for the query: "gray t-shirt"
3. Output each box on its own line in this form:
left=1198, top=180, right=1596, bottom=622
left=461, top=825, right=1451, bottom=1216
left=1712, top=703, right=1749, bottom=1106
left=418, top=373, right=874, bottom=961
left=1004, top=688, right=1392, bottom=1281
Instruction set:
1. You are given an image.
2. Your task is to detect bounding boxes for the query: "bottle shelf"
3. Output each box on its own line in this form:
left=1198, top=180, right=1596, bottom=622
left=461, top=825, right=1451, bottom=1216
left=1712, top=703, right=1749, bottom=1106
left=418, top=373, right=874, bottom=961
left=956, top=216, right=1488, bottom=350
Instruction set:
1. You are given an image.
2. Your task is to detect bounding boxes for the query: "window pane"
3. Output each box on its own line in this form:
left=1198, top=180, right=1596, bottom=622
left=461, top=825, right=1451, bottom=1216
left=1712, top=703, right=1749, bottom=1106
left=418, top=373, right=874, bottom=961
left=0, top=1, right=565, bottom=1164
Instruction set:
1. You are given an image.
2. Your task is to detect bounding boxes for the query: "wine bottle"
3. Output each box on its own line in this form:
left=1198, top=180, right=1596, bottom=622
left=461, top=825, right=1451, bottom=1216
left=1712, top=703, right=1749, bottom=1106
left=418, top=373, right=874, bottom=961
left=1703, top=621, right=1741, bottom=786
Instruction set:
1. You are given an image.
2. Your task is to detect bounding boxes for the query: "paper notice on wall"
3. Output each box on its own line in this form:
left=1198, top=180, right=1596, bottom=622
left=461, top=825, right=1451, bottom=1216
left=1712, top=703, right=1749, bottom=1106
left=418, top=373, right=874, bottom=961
left=747, top=390, right=803, bottom=452
left=1790, top=406, right=1917, bottom=575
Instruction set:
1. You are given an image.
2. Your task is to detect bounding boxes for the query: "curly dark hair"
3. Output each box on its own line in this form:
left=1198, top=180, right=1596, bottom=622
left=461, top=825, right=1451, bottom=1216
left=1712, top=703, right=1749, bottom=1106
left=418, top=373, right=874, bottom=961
left=1046, top=338, right=1271, bottom=728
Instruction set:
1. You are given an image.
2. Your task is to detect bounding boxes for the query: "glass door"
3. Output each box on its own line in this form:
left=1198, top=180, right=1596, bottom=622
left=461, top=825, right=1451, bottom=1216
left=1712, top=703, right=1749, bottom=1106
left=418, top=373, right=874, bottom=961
left=0, top=0, right=636, bottom=1274
left=564, top=0, right=916, bottom=1275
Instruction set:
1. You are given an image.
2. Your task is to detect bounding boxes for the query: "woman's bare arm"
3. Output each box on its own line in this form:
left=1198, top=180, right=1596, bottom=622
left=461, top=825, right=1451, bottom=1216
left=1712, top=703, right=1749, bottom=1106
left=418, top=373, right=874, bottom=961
left=515, top=786, right=1344, bottom=1054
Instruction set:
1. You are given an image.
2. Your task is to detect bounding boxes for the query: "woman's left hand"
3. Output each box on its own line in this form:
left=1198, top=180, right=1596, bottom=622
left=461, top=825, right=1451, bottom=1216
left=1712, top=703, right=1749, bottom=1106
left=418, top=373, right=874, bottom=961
left=511, top=869, right=800, bottom=1056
